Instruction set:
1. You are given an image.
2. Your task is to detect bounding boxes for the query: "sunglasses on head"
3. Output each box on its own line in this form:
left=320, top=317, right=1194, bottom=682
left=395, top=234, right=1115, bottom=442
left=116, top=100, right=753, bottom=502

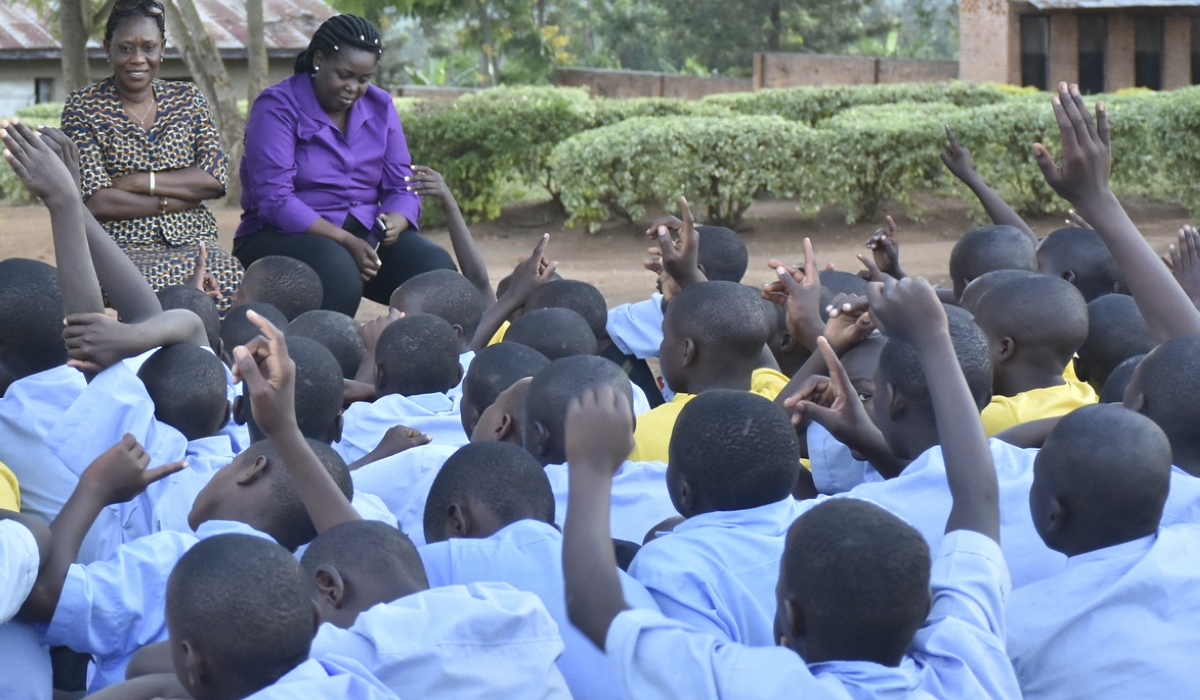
left=114, top=0, right=164, bottom=15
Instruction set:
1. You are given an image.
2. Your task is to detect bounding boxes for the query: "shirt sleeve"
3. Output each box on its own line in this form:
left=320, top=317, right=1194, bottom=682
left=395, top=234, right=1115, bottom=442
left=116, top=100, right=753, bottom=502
left=187, top=85, right=229, bottom=190
left=377, top=102, right=421, bottom=229
left=61, top=91, right=113, bottom=200
left=241, top=88, right=323, bottom=234
left=606, top=296, right=665, bottom=359
left=43, top=531, right=193, bottom=659
left=0, top=520, right=40, bottom=624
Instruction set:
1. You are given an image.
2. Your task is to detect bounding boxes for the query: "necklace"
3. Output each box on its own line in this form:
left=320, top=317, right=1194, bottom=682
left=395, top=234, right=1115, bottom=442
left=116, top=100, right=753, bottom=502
left=123, top=96, right=156, bottom=126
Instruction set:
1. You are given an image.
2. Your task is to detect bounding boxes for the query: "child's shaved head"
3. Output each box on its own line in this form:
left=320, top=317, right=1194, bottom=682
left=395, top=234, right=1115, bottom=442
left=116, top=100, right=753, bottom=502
left=423, top=441, right=555, bottom=544
left=157, top=285, right=220, bottom=351
left=668, top=390, right=799, bottom=515
left=660, top=281, right=773, bottom=394
left=1125, top=335, right=1200, bottom=474
left=948, top=225, right=1037, bottom=299
left=389, top=270, right=486, bottom=352
left=958, top=269, right=1038, bottom=315
left=166, top=534, right=314, bottom=700
left=1037, top=227, right=1123, bottom=301
left=780, top=499, right=931, bottom=666
left=0, top=258, right=66, bottom=379
left=974, top=275, right=1088, bottom=373
left=695, top=225, right=749, bottom=283
left=505, top=307, right=598, bottom=360
left=1075, top=294, right=1154, bottom=392
left=523, top=355, right=632, bottom=466
left=375, top=314, right=462, bottom=397
left=138, top=343, right=229, bottom=441
left=1031, top=404, right=1171, bottom=555
left=524, top=279, right=608, bottom=341
left=288, top=310, right=366, bottom=380
left=460, top=342, right=550, bottom=438
left=236, top=256, right=323, bottom=321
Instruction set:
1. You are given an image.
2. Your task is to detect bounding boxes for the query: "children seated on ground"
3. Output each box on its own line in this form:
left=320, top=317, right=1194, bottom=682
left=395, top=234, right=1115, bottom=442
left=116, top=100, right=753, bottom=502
left=524, top=355, right=675, bottom=544
left=157, top=284, right=222, bottom=353
left=1007, top=405, right=1200, bottom=699
left=1099, top=353, right=1144, bottom=404
left=1123, top=335, right=1200, bottom=478
left=505, top=307, right=599, bottom=360
left=220, top=302, right=291, bottom=365
left=630, top=280, right=787, bottom=463
left=629, top=390, right=803, bottom=646
left=806, top=335, right=886, bottom=494
left=235, top=255, right=324, bottom=321
left=289, top=309, right=367, bottom=380
left=389, top=269, right=486, bottom=387
left=458, top=342, right=551, bottom=439
left=1073, top=294, right=1155, bottom=394
left=418, top=441, right=657, bottom=700
left=973, top=274, right=1097, bottom=434
left=947, top=224, right=1038, bottom=300
left=470, top=377, right=533, bottom=444
left=561, top=275, right=1021, bottom=700
left=302, top=518, right=572, bottom=699
left=335, top=314, right=466, bottom=463
left=1036, top=226, right=1124, bottom=301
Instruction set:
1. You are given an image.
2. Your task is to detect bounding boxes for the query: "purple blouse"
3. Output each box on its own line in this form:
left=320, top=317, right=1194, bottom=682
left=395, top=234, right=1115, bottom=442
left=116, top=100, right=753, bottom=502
left=236, top=73, right=420, bottom=239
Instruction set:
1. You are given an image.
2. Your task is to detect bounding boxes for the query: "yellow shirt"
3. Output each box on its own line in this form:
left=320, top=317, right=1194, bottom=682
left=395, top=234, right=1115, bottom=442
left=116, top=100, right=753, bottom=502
left=630, top=368, right=792, bottom=463
left=488, top=321, right=510, bottom=347
left=0, top=461, right=19, bottom=511
left=981, top=378, right=1098, bottom=436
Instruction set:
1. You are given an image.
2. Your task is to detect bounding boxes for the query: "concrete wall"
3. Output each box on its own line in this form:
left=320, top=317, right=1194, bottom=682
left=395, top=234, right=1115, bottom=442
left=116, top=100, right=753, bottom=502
left=751, top=54, right=956, bottom=88
left=1163, top=14, right=1193, bottom=90
left=1049, top=13, right=1079, bottom=87
left=554, top=67, right=751, bottom=99
left=959, top=0, right=1020, bottom=84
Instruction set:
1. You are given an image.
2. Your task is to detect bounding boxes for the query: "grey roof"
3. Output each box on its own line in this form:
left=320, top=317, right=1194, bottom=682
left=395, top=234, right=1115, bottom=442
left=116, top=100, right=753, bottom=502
left=1020, top=0, right=1200, bottom=9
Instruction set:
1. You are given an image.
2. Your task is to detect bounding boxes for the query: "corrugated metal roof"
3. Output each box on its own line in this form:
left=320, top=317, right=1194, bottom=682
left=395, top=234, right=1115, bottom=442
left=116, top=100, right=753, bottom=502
left=1021, top=0, right=1200, bottom=9
left=0, top=0, right=333, bottom=52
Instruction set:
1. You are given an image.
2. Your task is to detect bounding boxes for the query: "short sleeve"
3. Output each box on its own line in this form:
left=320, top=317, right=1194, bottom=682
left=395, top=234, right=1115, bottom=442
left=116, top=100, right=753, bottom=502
left=0, top=519, right=40, bottom=623
left=187, top=86, right=229, bottom=190
left=61, top=90, right=113, bottom=200
left=606, top=296, right=665, bottom=359
left=928, top=530, right=1010, bottom=638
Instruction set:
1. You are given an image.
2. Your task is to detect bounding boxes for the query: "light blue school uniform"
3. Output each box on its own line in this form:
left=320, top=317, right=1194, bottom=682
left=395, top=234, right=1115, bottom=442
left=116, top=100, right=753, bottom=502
left=629, top=497, right=804, bottom=646
left=335, top=392, right=467, bottom=464
left=606, top=530, right=1021, bottom=700
left=1159, top=466, right=1200, bottom=526
left=311, top=581, right=571, bottom=700
left=544, top=460, right=675, bottom=545
left=419, top=519, right=659, bottom=700
left=807, top=423, right=882, bottom=495
left=606, top=295, right=664, bottom=360
left=244, top=657, right=399, bottom=700
left=446, top=350, right=475, bottom=403
left=41, top=519, right=272, bottom=691
left=1007, top=525, right=1200, bottom=699
left=351, top=443, right=458, bottom=546
left=806, top=439, right=1066, bottom=589
left=0, top=521, right=50, bottom=700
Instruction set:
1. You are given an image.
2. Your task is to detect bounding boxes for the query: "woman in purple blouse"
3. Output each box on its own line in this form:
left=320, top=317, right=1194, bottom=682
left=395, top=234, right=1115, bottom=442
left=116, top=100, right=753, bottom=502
left=233, top=14, right=455, bottom=317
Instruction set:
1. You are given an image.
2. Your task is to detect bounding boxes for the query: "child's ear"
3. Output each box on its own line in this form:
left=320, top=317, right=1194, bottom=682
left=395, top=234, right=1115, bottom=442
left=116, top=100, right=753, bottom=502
left=1059, top=269, right=1076, bottom=284
left=313, top=565, right=346, bottom=608
left=675, top=477, right=696, bottom=517
left=1124, top=388, right=1145, bottom=413
left=374, top=362, right=387, bottom=391
left=784, top=597, right=805, bottom=649
left=887, top=383, right=906, bottom=421
left=491, top=412, right=516, bottom=442
left=235, top=455, right=270, bottom=486
left=216, top=338, right=225, bottom=361
left=328, top=410, right=344, bottom=444
left=997, top=337, right=1016, bottom=363
left=450, top=324, right=465, bottom=342
left=681, top=337, right=697, bottom=368
left=1045, top=496, right=1067, bottom=534
left=180, top=639, right=207, bottom=694
left=530, top=420, right=551, bottom=459
left=446, top=502, right=471, bottom=539
left=778, top=332, right=797, bottom=353
left=232, top=396, right=248, bottom=426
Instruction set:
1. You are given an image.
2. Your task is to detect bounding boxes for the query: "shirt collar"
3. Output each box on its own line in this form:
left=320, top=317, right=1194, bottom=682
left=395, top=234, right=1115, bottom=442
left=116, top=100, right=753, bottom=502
left=675, top=497, right=799, bottom=534
left=291, top=73, right=376, bottom=133
left=1066, top=532, right=1157, bottom=568
left=492, top=518, right=560, bottom=544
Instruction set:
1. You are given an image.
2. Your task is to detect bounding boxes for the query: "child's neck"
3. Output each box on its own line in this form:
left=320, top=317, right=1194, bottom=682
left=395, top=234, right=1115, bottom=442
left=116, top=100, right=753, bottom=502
left=994, top=362, right=1066, bottom=398
left=684, top=361, right=759, bottom=395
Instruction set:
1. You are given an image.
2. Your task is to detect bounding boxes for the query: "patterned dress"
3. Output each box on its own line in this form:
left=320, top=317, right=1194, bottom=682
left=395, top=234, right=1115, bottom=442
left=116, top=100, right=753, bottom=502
left=61, top=76, right=242, bottom=313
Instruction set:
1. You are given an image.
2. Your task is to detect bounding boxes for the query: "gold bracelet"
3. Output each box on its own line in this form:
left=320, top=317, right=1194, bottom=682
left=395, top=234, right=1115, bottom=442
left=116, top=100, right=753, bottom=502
left=159, top=196, right=168, bottom=216
left=149, top=171, right=156, bottom=196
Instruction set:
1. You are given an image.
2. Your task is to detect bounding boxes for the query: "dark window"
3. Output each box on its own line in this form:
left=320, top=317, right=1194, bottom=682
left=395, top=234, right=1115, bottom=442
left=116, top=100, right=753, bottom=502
left=1021, top=15, right=1050, bottom=90
left=34, top=78, right=54, bottom=104
left=1135, top=15, right=1163, bottom=90
left=1078, top=15, right=1106, bottom=94
left=1192, top=16, right=1200, bottom=85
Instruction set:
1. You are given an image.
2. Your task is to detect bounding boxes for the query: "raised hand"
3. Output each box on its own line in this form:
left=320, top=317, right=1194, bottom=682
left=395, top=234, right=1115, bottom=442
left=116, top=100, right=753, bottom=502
left=184, top=241, right=221, bottom=301
left=650, top=197, right=706, bottom=290
left=1032, top=83, right=1111, bottom=210
left=1, top=119, right=79, bottom=205
left=407, top=165, right=453, bottom=203
left=783, top=337, right=876, bottom=442
left=63, top=312, right=147, bottom=373
left=565, top=384, right=634, bottom=477
left=823, top=293, right=874, bottom=354
left=231, top=310, right=297, bottom=439
left=940, top=125, right=978, bottom=181
left=866, top=276, right=948, bottom=350
left=80, top=433, right=187, bottom=507
left=864, top=215, right=903, bottom=279
left=763, top=237, right=824, bottom=351
left=504, top=233, right=558, bottom=304
left=36, top=126, right=82, bottom=190
left=1168, top=225, right=1200, bottom=309
left=1066, top=208, right=1093, bottom=230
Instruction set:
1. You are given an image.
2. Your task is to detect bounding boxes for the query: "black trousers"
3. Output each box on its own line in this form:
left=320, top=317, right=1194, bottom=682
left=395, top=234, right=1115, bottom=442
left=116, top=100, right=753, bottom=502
left=233, top=216, right=456, bottom=317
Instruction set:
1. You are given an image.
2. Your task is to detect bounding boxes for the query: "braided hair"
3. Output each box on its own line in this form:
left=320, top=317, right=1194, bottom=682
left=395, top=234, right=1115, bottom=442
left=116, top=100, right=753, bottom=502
left=104, top=0, right=166, bottom=43
left=294, top=14, right=383, bottom=74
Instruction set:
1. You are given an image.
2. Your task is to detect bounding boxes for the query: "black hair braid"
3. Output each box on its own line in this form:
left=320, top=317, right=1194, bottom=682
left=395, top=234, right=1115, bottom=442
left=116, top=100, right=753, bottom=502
left=294, top=14, right=383, bottom=74
left=104, top=2, right=166, bottom=44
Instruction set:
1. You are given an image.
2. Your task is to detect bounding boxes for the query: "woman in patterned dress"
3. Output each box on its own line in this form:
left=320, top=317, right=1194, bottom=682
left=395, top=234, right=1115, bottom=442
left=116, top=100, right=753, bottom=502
left=61, top=0, right=242, bottom=312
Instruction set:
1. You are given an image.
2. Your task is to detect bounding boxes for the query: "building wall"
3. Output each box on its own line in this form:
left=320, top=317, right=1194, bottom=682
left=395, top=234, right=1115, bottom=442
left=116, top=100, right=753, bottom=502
left=1049, top=13, right=1079, bottom=87
left=554, top=68, right=752, bottom=99
left=1105, top=13, right=1136, bottom=91
left=959, top=0, right=1021, bottom=83
left=1163, top=15, right=1193, bottom=90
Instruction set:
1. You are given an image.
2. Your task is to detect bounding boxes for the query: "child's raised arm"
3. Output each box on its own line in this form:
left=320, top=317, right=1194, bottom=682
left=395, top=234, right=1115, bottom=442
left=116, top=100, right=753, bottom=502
left=19, top=434, right=185, bottom=622
left=562, top=385, right=635, bottom=650
left=62, top=309, right=209, bottom=374
left=941, top=125, right=1038, bottom=244
left=867, top=277, right=999, bottom=542
left=408, top=165, right=496, bottom=304
left=1, top=119, right=103, bottom=317
left=469, top=234, right=558, bottom=351
left=232, top=310, right=360, bottom=531
left=1034, top=83, right=1200, bottom=341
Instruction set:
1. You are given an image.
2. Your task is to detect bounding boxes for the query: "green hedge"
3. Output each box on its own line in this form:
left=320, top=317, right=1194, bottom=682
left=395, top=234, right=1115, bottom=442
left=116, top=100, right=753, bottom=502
left=0, top=104, right=64, bottom=203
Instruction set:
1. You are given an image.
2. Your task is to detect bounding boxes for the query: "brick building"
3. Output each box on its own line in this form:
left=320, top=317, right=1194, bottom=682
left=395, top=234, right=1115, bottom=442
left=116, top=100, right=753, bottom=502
left=960, top=0, right=1200, bottom=92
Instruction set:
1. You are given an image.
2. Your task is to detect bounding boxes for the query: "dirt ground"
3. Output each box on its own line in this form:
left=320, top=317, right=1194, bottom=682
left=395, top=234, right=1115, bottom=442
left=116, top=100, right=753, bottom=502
left=0, top=193, right=1193, bottom=321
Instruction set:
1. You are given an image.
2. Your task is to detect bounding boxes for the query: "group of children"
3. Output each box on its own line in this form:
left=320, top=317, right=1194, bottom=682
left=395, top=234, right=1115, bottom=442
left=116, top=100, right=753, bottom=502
left=0, top=81, right=1198, bottom=699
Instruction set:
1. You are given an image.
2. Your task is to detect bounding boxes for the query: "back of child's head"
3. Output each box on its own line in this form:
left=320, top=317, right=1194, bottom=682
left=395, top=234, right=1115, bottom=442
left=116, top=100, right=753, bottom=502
left=974, top=274, right=1088, bottom=370
left=661, top=281, right=773, bottom=392
left=375, top=314, right=461, bottom=397
left=388, top=270, right=485, bottom=352
left=0, top=258, right=66, bottom=379
left=1125, top=335, right=1200, bottom=469
left=818, top=270, right=870, bottom=299
left=460, top=342, right=551, bottom=437
left=876, top=307, right=992, bottom=455
left=157, top=285, right=220, bottom=351
left=166, top=534, right=313, bottom=698
left=138, top=344, right=229, bottom=441
left=299, top=520, right=429, bottom=627
left=781, top=499, right=931, bottom=665
left=1075, top=294, right=1154, bottom=392
left=668, top=390, right=799, bottom=515
left=1100, top=353, right=1145, bottom=404
left=524, top=355, right=632, bottom=465
left=1037, top=227, right=1123, bottom=301
left=288, top=309, right=365, bottom=380
left=523, top=279, right=608, bottom=341
left=220, top=303, right=289, bottom=363
left=240, top=336, right=342, bottom=444
left=423, top=441, right=555, bottom=544
left=265, top=438, right=352, bottom=550
left=504, top=307, right=598, bottom=360
left=236, top=256, right=323, bottom=321
left=1032, top=404, right=1171, bottom=554
left=957, top=269, right=1039, bottom=315
left=696, top=225, right=748, bottom=282
left=948, top=225, right=1037, bottom=298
